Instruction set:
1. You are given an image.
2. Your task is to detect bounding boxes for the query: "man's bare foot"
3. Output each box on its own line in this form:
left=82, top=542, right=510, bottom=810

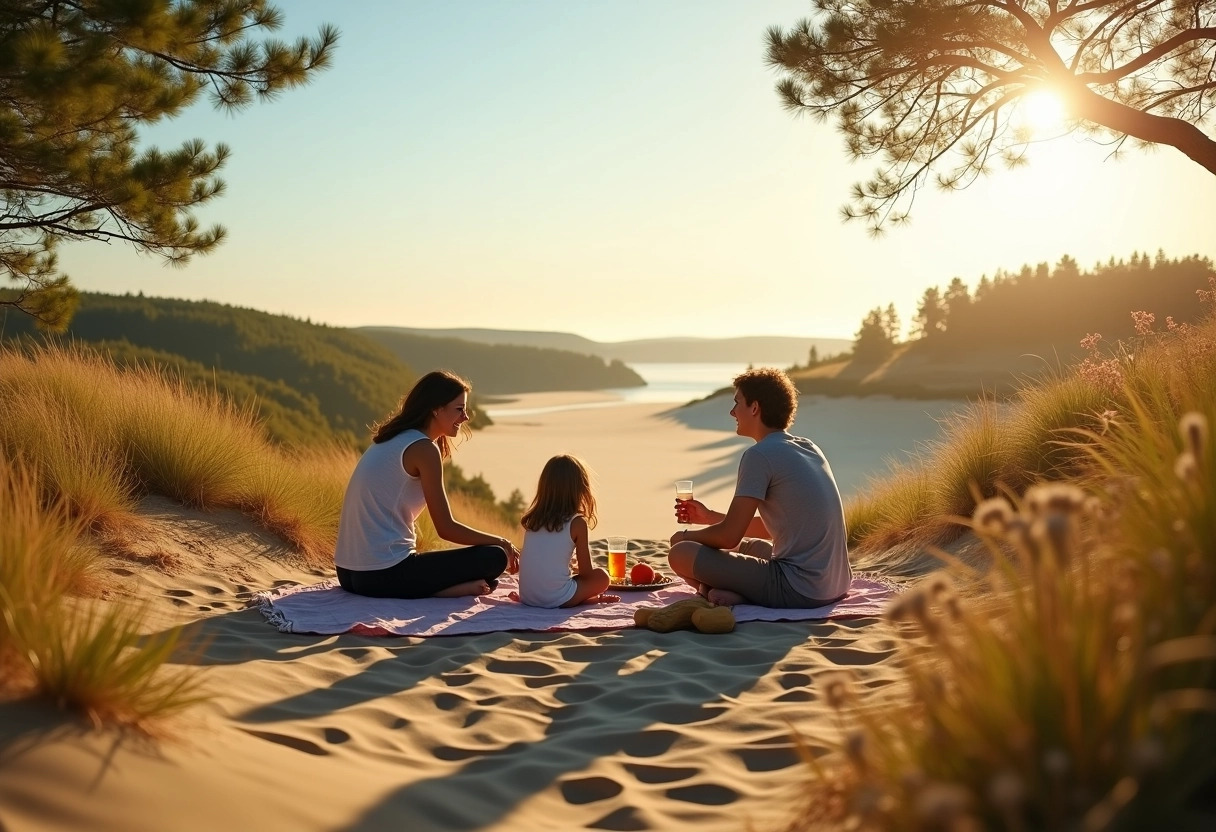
left=591, top=593, right=621, bottom=604
left=435, top=579, right=491, bottom=598
left=706, top=588, right=746, bottom=606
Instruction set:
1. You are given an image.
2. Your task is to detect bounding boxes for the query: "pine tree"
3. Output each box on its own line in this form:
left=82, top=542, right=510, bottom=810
left=766, top=1, right=1216, bottom=230
left=913, top=286, right=946, bottom=340
left=0, top=1, right=338, bottom=329
left=854, top=307, right=895, bottom=362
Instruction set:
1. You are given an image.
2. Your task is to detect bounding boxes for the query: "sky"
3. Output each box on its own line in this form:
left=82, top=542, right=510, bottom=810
left=57, top=0, right=1216, bottom=342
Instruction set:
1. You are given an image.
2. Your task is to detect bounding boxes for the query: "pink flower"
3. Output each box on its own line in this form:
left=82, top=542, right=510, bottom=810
left=1131, top=310, right=1155, bottom=336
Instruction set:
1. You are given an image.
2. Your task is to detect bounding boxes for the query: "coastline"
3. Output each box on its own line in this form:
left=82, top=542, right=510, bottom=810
left=460, top=390, right=969, bottom=540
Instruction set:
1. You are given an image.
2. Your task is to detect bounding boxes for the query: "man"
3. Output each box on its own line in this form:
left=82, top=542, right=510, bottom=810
left=667, top=367, right=851, bottom=607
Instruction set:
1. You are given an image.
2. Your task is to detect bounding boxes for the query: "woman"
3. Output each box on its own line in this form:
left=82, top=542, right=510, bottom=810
left=334, top=370, right=519, bottom=598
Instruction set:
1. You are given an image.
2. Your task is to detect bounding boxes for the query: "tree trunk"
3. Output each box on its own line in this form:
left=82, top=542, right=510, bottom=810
left=1070, top=87, right=1216, bottom=176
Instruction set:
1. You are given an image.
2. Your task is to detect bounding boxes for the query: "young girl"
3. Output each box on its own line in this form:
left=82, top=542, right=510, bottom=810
left=518, top=455, right=619, bottom=608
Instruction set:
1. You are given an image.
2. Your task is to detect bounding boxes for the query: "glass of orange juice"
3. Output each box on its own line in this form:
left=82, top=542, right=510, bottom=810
left=675, top=480, right=694, bottom=527
left=607, top=536, right=628, bottom=583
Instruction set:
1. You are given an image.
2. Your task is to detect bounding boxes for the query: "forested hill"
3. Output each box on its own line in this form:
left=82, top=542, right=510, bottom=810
left=359, top=329, right=643, bottom=395
left=0, top=293, right=411, bottom=447
left=796, top=252, right=1216, bottom=399
left=0, top=293, right=638, bottom=446
left=911, top=252, right=1213, bottom=353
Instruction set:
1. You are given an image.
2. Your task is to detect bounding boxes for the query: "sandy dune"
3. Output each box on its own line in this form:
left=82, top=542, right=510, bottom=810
left=0, top=494, right=909, bottom=832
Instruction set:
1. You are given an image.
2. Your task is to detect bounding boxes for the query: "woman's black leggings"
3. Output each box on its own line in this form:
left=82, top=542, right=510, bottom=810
left=336, top=545, right=508, bottom=599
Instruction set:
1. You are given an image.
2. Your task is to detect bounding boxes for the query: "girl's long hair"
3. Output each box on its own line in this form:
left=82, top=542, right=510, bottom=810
left=520, top=455, right=597, bottom=533
left=372, top=370, right=471, bottom=459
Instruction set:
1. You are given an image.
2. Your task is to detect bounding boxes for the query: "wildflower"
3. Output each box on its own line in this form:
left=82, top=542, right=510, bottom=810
left=927, top=574, right=953, bottom=602
left=1079, top=332, right=1102, bottom=352
left=905, top=591, right=931, bottom=630
left=1030, top=512, right=1075, bottom=566
left=1198, top=275, right=1216, bottom=306
left=1131, top=310, right=1155, bottom=336
left=1097, top=409, right=1119, bottom=435
left=1026, top=483, right=1085, bottom=517
left=885, top=587, right=929, bottom=627
left=1174, top=452, right=1198, bottom=484
left=1179, top=412, right=1208, bottom=459
left=972, top=497, right=1014, bottom=537
left=819, top=671, right=855, bottom=710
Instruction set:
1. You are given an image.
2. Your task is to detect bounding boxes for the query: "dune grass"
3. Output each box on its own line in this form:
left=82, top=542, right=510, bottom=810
left=791, top=294, right=1216, bottom=829
left=0, top=345, right=354, bottom=566
left=0, top=458, right=201, bottom=727
left=847, top=313, right=1216, bottom=559
left=0, top=342, right=520, bottom=727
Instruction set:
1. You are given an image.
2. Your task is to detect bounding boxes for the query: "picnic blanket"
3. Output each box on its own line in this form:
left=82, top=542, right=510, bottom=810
left=252, top=573, right=900, bottom=637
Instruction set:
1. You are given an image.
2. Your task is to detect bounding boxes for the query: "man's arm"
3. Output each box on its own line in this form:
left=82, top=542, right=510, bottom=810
left=674, top=495, right=762, bottom=551
left=745, top=513, right=770, bottom=540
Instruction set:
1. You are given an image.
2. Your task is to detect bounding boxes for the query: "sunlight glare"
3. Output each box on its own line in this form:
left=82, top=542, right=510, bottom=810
left=1018, top=90, right=1067, bottom=136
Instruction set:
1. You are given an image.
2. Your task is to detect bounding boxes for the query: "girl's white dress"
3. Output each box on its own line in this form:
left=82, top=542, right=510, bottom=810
left=518, top=517, right=578, bottom=608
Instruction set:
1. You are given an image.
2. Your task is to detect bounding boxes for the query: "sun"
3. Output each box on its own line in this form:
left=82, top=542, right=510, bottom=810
left=1017, top=90, right=1068, bottom=136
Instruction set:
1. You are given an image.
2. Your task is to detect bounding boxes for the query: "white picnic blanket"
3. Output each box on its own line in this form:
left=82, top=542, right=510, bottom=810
left=252, top=573, right=900, bottom=637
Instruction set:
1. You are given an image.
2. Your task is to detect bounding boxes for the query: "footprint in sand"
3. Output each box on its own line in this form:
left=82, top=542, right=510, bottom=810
left=622, top=763, right=698, bottom=784
left=440, top=671, right=478, bottom=687
left=165, top=589, right=193, bottom=597
left=664, top=783, right=739, bottom=805
left=485, top=658, right=554, bottom=677
left=588, top=806, right=647, bottom=831
left=239, top=727, right=349, bottom=754
left=560, top=775, right=622, bottom=805
left=619, top=728, right=680, bottom=758
left=775, top=671, right=814, bottom=702
left=240, top=729, right=329, bottom=756
left=433, top=740, right=527, bottom=762
left=432, top=692, right=464, bottom=711
left=733, top=745, right=801, bottom=772
left=820, top=646, right=895, bottom=665
left=323, top=727, right=350, bottom=744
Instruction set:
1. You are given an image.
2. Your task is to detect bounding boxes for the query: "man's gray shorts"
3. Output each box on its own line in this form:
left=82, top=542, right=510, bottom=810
left=691, top=538, right=841, bottom=608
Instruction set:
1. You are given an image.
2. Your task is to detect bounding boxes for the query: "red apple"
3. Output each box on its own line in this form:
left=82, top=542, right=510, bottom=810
left=630, top=563, right=656, bottom=585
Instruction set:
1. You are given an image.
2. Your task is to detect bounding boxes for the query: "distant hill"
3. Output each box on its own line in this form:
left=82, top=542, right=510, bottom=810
left=791, top=252, right=1216, bottom=399
left=363, top=327, right=852, bottom=366
left=0, top=292, right=413, bottom=447
left=360, top=329, right=643, bottom=395
left=0, top=293, right=639, bottom=446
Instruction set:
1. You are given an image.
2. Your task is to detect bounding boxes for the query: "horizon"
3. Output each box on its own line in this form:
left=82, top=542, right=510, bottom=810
left=52, top=1, right=1216, bottom=342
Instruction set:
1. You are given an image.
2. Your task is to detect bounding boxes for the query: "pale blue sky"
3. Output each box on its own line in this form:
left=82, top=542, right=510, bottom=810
left=58, top=1, right=1216, bottom=341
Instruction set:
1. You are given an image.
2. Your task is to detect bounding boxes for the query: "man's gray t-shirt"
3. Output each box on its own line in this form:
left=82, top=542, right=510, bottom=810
left=734, top=431, right=851, bottom=601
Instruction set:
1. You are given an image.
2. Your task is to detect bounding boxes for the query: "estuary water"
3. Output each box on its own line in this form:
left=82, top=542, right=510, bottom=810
left=482, top=363, right=750, bottom=418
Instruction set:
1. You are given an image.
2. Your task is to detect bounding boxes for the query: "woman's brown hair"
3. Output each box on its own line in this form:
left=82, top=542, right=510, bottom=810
left=372, top=370, right=471, bottom=459
left=520, top=455, right=597, bottom=533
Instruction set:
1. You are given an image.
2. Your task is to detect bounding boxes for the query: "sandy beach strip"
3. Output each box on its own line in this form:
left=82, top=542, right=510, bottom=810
left=461, top=390, right=967, bottom=540
left=0, top=500, right=907, bottom=832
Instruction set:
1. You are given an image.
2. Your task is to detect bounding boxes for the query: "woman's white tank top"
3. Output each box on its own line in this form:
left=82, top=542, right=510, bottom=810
left=333, top=429, right=430, bottom=571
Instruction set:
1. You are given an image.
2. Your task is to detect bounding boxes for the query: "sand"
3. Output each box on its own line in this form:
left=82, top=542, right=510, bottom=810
left=0, top=391, right=938, bottom=831
left=461, top=390, right=968, bottom=540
